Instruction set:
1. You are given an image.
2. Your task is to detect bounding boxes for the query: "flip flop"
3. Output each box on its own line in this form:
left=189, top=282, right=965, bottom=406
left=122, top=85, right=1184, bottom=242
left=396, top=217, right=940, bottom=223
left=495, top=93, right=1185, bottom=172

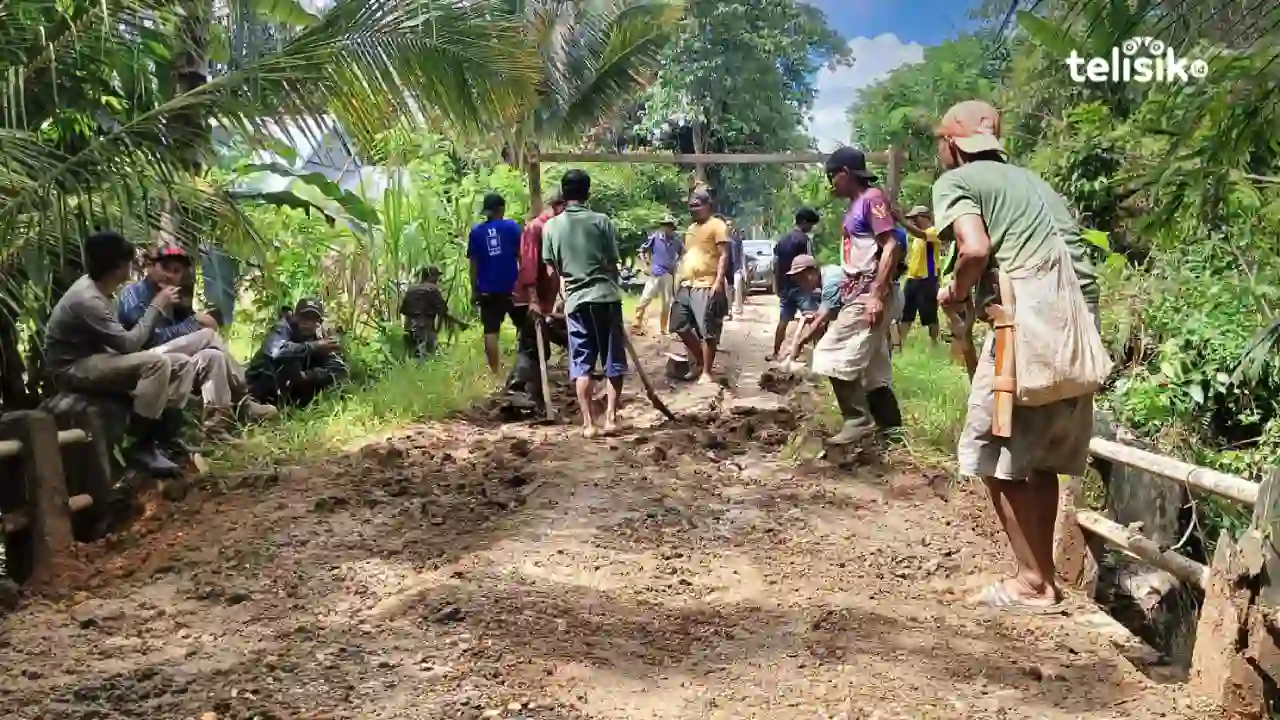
left=968, top=582, right=1065, bottom=615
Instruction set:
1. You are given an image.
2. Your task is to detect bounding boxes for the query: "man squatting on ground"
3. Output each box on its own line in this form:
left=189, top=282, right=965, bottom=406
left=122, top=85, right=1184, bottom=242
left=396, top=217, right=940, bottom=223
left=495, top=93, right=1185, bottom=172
left=245, top=299, right=348, bottom=409
left=117, top=243, right=278, bottom=442
left=43, top=231, right=197, bottom=473
left=505, top=191, right=570, bottom=411
left=541, top=169, right=627, bottom=438
left=933, top=100, right=1104, bottom=611
left=669, top=191, right=731, bottom=384
left=785, top=147, right=904, bottom=445
left=468, top=192, right=525, bottom=375
left=769, top=207, right=820, bottom=361
left=631, top=214, right=683, bottom=335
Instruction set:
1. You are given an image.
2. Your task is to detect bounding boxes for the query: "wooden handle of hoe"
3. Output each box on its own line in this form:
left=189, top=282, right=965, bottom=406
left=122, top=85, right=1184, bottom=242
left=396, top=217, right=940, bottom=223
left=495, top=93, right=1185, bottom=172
left=620, top=331, right=677, bottom=422
left=990, top=272, right=1017, bottom=438
left=533, top=319, right=556, bottom=422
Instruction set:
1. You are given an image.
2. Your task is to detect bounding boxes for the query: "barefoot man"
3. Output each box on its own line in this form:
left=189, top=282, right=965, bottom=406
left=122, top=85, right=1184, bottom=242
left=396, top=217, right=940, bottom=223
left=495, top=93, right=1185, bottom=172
left=934, top=101, right=1103, bottom=611
left=669, top=191, right=730, bottom=384
left=542, top=170, right=627, bottom=438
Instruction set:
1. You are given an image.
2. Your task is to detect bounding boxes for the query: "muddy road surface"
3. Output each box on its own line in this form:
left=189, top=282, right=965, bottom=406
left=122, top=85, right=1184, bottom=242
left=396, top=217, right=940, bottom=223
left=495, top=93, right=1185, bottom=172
left=0, top=300, right=1210, bottom=719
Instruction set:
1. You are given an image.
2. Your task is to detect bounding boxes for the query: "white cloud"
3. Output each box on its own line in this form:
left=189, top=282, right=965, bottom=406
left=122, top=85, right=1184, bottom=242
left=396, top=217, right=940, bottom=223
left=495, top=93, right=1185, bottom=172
left=808, top=33, right=925, bottom=151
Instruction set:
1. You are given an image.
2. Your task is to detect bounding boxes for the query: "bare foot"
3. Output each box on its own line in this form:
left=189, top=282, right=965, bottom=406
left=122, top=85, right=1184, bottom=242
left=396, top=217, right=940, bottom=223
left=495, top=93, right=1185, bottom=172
left=582, top=426, right=599, bottom=439
left=966, top=578, right=1061, bottom=612
left=602, top=417, right=621, bottom=436
left=697, top=373, right=715, bottom=386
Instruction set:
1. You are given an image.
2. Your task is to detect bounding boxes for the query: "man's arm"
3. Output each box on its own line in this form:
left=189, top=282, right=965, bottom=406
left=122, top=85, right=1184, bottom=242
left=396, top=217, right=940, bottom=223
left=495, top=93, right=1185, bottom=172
left=602, top=217, right=621, bottom=276
left=261, top=321, right=314, bottom=360
left=711, top=222, right=730, bottom=293
left=308, top=351, right=348, bottom=385
left=945, top=215, right=992, bottom=302
left=83, top=294, right=164, bottom=355
left=790, top=307, right=834, bottom=356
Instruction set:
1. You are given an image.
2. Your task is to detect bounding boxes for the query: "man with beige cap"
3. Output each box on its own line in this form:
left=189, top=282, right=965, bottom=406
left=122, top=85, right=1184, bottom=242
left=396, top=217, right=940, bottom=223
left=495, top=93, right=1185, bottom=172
left=933, top=100, right=1111, bottom=612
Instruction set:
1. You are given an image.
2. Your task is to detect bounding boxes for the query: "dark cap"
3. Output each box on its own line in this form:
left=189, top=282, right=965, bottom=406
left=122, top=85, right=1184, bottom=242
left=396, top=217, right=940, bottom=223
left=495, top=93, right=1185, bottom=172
left=824, top=147, right=878, bottom=184
left=294, top=298, right=325, bottom=319
left=482, top=193, right=505, bottom=212
left=149, top=243, right=190, bottom=263
left=787, top=254, right=818, bottom=275
left=795, top=207, right=820, bottom=224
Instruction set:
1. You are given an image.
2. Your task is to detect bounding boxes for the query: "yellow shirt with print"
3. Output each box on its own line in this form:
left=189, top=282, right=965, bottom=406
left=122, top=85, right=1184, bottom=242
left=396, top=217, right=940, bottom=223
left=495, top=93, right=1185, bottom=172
left=905, top=226, right=942, bottom=280
left=676, top=216, right=730, bottom=288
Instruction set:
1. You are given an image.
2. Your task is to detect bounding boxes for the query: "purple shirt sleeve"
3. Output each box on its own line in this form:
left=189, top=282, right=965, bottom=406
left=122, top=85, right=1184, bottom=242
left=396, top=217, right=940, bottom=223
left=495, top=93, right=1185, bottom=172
left=863, top=189, right=896, bottom=237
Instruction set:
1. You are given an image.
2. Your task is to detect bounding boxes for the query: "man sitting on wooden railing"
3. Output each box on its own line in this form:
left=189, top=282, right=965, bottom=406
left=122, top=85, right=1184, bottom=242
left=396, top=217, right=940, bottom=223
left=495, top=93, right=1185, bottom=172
left=43, top=231, right=197, bottom=474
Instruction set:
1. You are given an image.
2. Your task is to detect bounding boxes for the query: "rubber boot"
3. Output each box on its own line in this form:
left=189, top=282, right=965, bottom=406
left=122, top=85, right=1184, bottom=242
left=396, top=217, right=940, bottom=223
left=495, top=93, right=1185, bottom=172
left=827, top=377, right=874, bottom=445
left=156, top=408, right=193, bottom=457
left=867, top=385, right=904, bottom=444
left=127, top=416, right=181, bottom=476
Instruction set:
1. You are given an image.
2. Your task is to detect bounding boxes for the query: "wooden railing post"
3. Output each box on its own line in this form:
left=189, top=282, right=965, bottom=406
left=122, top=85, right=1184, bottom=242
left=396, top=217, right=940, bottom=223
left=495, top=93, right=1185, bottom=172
left=0, top=411, right=76, bottom=588
left=1190, top=469, right=1280, bottom=714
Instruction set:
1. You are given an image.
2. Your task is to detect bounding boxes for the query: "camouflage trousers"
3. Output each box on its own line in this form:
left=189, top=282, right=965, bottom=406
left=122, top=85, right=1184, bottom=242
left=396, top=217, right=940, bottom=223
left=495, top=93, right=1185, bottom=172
left=407, top=316, right=438, bottom=357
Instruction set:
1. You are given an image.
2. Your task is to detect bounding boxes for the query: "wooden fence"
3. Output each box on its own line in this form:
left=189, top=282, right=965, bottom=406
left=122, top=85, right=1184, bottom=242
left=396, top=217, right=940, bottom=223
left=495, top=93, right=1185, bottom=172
left=1067, top=433, right=1280, bottom=715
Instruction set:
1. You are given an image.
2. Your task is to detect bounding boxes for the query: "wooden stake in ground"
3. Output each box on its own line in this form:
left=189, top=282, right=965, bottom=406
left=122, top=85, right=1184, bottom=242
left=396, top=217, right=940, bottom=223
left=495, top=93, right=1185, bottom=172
left=944, top=298, right=978, bottom=379
left=533, top=320, right=556, bottom=422
left=620, top=331, right=677, bottom=422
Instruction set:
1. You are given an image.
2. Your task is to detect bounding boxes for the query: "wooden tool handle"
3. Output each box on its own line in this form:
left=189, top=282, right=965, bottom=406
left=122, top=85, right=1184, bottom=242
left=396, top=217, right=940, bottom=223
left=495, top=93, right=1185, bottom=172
left=533, top=320, right=556, bottom=422
left=991, top=272, right=1017, bottom=438
left=944, top=299, right=978, bottom=379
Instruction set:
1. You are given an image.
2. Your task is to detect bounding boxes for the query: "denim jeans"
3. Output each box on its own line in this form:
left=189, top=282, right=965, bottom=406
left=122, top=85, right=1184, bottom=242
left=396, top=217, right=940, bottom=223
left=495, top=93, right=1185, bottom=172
left=200, top=248, right=240, bottom=325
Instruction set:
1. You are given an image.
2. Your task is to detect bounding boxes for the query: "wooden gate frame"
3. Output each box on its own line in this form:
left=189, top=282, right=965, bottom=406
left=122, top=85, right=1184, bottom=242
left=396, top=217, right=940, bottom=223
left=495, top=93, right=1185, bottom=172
left=526, top=148, right=906, bottom=216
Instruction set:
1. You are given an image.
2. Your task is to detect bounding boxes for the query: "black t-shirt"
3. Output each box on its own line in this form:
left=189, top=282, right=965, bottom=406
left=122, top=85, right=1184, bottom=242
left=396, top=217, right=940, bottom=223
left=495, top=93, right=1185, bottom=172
left=774, top=229, right=812, bottom=294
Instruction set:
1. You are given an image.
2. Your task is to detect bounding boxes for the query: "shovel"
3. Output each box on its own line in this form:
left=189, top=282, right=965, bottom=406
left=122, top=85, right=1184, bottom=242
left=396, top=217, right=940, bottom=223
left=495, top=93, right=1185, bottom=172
left=533, top=319, right=556, bottom=422
left=620, top=330, right=677, bottom=422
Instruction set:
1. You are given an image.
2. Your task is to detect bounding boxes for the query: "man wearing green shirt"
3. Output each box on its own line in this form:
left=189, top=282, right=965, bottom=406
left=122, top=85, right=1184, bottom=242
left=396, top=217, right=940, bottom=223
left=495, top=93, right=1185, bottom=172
left=542, top=169, right=627, bottom=438
left=933, top=100, right=1102, bottom=612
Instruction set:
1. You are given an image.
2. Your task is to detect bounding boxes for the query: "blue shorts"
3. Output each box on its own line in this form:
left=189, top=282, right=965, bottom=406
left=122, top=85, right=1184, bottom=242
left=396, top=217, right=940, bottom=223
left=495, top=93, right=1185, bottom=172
left=779, top=286, right=819, bottom=323
left=567, top=301, right=628, bottom=380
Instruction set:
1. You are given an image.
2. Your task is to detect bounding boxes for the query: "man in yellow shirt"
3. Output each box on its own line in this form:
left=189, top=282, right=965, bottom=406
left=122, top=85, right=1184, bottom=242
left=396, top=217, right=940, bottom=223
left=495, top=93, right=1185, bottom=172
left=669, top=190, right=730, bottom=384
left=900, top=205, right=943, bottom=344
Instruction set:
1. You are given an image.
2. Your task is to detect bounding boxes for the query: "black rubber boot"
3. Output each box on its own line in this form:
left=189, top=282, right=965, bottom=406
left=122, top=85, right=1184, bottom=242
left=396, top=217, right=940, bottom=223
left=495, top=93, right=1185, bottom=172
left=127, top=416, right=181, bottom=476
left=866, top=385, right=903, bottom=429
left=827, top=377, right=874, bottom=445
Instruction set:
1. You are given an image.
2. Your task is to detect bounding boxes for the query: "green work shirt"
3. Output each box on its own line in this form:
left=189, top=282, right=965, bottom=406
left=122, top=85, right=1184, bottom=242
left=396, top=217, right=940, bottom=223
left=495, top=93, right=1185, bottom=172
left=933, top=160, right=1099, bottom=304
left=542, top=204, right=622, bottom=314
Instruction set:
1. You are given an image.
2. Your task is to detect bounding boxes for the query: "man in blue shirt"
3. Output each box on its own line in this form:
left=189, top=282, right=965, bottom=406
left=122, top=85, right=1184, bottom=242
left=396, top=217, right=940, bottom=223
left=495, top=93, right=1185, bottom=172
left=118, top=244, right=277, bottom=436
left=467, top=193, right=524, bottom=374
left=769, top=207, right=819, bottom=361
left=631, top=215, right=682, bottom=335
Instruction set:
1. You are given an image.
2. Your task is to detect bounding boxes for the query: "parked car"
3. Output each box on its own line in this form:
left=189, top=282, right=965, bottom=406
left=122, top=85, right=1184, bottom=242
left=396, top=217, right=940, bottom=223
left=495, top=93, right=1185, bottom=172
left=743, top=239, right=775, bottom=294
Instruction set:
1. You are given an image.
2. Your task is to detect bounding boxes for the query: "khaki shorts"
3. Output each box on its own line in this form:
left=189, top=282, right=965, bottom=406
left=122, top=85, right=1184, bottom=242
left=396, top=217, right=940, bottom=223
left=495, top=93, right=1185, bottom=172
left=811, top=297, right=892, bottom=389
left=958, top=317, right=1096, bottom=481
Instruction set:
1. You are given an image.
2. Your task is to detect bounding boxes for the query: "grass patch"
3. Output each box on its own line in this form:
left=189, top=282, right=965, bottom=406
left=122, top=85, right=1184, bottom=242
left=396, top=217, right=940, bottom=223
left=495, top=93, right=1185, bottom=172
left=212, top=325, right=501, bottom=471
left=891, top=338, right=971, bottom=465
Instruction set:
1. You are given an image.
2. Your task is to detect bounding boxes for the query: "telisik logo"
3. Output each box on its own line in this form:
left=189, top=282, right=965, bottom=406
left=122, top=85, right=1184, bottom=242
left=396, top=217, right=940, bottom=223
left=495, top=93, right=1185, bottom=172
left=1066, top=37, right=1209, bottom=84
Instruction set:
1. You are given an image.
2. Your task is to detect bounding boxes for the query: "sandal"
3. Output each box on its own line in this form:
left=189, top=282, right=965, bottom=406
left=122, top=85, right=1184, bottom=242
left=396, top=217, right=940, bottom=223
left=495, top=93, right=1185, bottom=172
left=967, top=582, right=1065, bottom=615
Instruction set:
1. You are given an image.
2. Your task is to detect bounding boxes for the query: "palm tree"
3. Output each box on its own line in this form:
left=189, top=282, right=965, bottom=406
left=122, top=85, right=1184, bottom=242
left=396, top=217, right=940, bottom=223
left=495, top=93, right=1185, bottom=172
left=0, top=0, right=542, bottom=408
left=497, top=0, right=683, bottom=214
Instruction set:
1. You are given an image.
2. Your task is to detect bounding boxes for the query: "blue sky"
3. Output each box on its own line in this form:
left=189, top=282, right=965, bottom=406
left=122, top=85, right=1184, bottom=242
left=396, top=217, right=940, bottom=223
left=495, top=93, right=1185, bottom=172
left=803, top=0, right=983, bottom=150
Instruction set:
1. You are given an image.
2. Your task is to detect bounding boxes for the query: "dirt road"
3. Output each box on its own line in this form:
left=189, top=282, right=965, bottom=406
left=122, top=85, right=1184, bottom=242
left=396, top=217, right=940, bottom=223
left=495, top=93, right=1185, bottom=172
left=0, top=300, right=1210, bottom=719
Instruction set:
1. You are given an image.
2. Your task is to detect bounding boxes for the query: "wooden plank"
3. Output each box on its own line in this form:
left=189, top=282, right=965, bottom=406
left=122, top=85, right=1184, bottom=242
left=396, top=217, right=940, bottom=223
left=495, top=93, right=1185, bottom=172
left=0, top=429, right=87, bottom=460
left=1074, top=509, right=1210, bottom=588
left=1089, top=437, right=1259, bottom=505
left=1, top=411, right=77, bottom=588
left=538, top=151, right=892, bottom=166
left=2, top=494, right=93, bottom=534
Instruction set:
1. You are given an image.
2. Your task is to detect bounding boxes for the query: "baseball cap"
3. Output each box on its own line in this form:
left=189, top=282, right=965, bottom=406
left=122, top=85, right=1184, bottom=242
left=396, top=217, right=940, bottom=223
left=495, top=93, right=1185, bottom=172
left=660, top=214, right=678, bottom=226
left=481, top=192, right=505, bottom=212
left=294, top=298, right=325, bottom=319
left=937, top=100, right=1005, bottom=156
left=787, top=254, right=818, bottom=275
left=150, top=243, right=190, bottom=263
left=824, top=147, right=878, bottom=184
left=905, top=205, right=932, bottom=218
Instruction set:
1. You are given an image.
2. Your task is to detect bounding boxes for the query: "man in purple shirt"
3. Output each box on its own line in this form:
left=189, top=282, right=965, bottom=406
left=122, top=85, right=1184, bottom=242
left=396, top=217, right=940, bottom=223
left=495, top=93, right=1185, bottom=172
left=631, top=215, right=683, bottom=335
left=807, top=147, right=903, bottom=447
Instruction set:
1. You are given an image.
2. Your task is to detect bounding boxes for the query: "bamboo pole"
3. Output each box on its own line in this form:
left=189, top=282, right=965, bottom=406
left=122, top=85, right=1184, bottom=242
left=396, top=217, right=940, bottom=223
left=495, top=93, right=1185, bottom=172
left=1089, top=437, right=1259, bottom=506
left=0, top=428, right=89, bottom=459
left=537, top=151, right=892, bottom=166
left=2, top=493, right=94, bottom=534
left=1074, top=509, right=1210, bottom=589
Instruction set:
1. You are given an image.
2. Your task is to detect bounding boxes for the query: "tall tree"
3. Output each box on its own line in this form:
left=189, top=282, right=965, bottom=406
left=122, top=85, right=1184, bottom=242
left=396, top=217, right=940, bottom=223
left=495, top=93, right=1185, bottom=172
left=635, top=0, right=849, bottom=216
